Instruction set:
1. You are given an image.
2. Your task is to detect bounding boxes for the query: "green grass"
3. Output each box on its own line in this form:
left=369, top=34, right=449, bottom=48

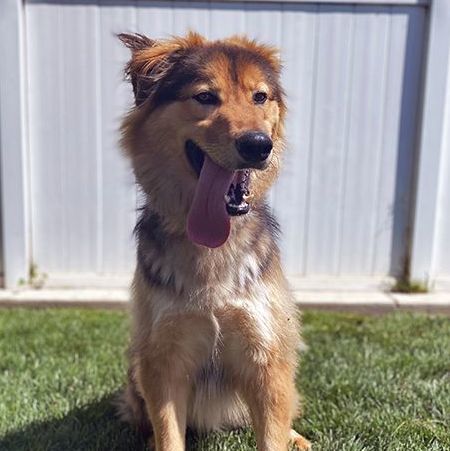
left=0, top=309, right=449, bottom=451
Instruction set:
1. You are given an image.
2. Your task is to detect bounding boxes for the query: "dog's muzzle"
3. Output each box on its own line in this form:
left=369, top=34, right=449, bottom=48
left=185, top=140, right=251, bottom=216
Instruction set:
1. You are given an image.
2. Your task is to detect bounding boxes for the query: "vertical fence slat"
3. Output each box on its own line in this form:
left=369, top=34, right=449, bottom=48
left=410, top=0, right=450, bottom=284
left=0, top=0, right=30, bottom=288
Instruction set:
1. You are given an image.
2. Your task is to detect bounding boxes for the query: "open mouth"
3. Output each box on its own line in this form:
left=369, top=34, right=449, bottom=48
left=185, top=140, right=250, bottom=216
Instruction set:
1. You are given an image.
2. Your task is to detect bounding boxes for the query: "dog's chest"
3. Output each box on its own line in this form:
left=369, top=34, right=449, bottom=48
left=142, top=233, right=278, bottom=358
left=200, top=294, right=276, bottom=382
left=150, top=279, right=275, bottom=361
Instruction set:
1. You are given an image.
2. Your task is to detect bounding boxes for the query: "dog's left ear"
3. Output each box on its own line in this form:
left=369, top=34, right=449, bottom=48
left=118, top=32, right=206, bottom=106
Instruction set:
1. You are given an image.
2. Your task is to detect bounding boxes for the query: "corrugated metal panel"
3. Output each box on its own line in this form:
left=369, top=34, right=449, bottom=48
left=0, top=123, right=3, bottom=277
left=435, top=79, right=450, bottom=277
left=435, top=154, right=450, bottom=275
left=25, top=1, right=426, bottom=279
left=274, top=4, right=425, bottom=277
left=26, top=0, right=137, bottom=274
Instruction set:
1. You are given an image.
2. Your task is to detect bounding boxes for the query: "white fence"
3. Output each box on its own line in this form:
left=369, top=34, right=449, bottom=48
left=0, top=0, right=449, bottom=290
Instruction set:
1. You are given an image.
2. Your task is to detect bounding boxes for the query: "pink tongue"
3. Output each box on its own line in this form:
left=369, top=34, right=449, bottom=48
left=187, top=155, right=235, bottom=248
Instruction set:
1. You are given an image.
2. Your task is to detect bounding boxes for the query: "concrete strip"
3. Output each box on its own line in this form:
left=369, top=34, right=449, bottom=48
left=0, top=288, right=129, bottom=301
left=0, top=289, right=129, bottom=309
left=0, top=300, right=129, bottom=310
left=293, top=291, right=396, bottom=314
left=391, top=293, right=450, bottom=314
left=0, top=289, right=449, bottom=314
left=289, top=276, right=394, bottom=292
left=294, top=291, right=393, bottom=303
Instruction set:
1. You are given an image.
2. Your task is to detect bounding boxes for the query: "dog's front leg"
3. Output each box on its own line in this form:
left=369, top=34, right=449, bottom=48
left=135, top=312, right=218, bottom=451
left=241, top=361, right=298, bottom=451
left=138, top=355, right=189, bottom=451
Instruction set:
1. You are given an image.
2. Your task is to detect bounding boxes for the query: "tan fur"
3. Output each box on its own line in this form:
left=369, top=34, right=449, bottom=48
left=117, top=32, right=310, bottom=450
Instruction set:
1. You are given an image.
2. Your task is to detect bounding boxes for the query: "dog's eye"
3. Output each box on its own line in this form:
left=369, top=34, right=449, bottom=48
left=193, top=92, right=218, bottom=105
left=253, top=92, right=268, bottom=104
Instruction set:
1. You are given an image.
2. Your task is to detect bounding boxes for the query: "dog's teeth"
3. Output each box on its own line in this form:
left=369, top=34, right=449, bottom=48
left=224, top=195, right=231, bottom=203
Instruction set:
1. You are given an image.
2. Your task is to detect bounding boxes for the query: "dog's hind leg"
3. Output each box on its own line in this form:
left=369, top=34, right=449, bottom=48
left=116, top=368, right=152, bottom=439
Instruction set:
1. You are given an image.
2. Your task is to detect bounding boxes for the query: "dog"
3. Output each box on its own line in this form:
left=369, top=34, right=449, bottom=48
left=117, top=31, right=311, bottom=451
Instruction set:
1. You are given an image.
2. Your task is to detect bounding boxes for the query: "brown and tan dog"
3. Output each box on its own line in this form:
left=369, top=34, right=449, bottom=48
left=117, top=31, right=311, bottom=451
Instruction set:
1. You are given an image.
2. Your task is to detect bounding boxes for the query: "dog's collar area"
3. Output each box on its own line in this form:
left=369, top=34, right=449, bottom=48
left=185, top=140, right=251, bottom=217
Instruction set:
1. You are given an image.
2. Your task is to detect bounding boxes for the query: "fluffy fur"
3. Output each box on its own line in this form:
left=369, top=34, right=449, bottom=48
left=117, top=31, right=311, bottom=451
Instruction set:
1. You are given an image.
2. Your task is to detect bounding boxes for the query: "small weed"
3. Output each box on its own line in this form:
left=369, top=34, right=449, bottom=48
left=391, top=278, right=428, bottom=294
left=28, top=262, right=48, bottom=289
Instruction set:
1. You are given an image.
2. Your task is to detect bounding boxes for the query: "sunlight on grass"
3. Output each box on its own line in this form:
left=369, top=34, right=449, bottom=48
left=0, top=309, right=449, bottom=450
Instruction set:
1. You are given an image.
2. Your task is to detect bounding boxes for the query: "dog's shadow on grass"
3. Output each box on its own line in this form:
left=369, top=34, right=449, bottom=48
left=0, top=391, right=205, bottom=451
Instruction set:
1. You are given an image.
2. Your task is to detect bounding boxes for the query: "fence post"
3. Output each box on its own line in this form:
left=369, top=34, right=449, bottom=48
left=0, top=0, right=30, bottom=288
left=410, top=0, right=450, bottom=285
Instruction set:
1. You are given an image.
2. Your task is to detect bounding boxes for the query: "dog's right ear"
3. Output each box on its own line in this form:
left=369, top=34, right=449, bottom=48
left=118, top=33, right=158, bottom=106
left=118, top=32, right=206, bottom=106
left=118, top=33, right=155, bottom=52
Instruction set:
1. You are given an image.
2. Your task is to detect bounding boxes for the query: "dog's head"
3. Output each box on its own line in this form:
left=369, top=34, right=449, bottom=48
left=119, top=32, right=286, bottom=248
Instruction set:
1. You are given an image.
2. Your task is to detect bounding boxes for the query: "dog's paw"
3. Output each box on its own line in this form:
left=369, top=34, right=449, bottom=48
left=289, top=429, right=312, bottom=450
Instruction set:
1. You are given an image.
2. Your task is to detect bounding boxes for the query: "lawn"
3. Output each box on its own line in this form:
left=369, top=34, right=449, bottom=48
left=0, top=309, right=449, bottom=451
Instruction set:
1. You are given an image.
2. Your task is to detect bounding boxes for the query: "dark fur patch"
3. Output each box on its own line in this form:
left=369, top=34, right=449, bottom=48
left=134, top=207, right=166, bottom=250
left=196, top=361, right=225, bottom=390
left=135, top=208, right=179, bottom=291
left=253, top=203, right=281, bottom=278
left=135, top=203, right=279, bottom=293
left=255, top=203, right=281, bottom=242
left=137, top=249, right=177, bottom=291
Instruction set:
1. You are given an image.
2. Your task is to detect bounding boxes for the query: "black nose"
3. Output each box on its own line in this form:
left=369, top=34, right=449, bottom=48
left=236, top=132, right=273, bottom=163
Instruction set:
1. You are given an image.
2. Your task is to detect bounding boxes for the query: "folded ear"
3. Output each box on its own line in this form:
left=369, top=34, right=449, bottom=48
left=118, top=32, right=206, bottom=106
left=118, top=33, right=158, bottom=105
left=118, top=33, right=155, bottom=51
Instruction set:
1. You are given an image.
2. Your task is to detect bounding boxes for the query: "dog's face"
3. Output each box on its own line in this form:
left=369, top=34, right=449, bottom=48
left=120, top=32, right=286, bottom=247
